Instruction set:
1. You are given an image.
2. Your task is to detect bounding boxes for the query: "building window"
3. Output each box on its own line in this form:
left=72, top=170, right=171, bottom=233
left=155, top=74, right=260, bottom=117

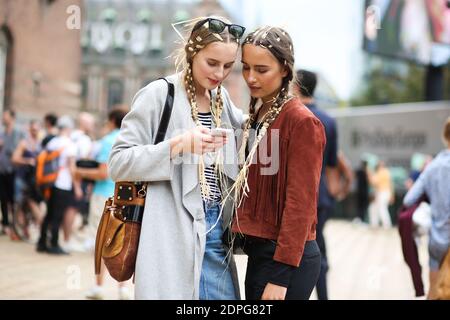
left=107, top=79, right=124, bottom=109
left=80, top=78, right=88, bottom=110
left=80, top=78, right=87, bottom=98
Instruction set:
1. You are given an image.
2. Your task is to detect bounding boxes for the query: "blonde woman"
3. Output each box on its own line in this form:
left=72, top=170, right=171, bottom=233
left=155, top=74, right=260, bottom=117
left=108, top=17, right=246, bottom=300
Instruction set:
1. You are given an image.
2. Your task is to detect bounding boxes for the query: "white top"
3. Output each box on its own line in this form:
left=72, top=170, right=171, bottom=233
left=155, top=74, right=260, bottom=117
left=198, top=112, right=222, bottom=203
left=71, top=129, right=93, bottom=159
left=46, top=135, right=77, bottom=191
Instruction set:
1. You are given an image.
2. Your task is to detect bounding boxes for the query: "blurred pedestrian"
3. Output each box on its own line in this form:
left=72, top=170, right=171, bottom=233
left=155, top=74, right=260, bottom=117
left=76, top=108, right=131, bottom=300
left=0, top=109, right=24, bottom=238
left=41, top=113, right=58, bottom=148
left=62, top=112, right=96, bottom=251
left=403, top=117, right=450, bottom=299
left=405, top=154, right=433, bottom=190
left=332, top=151, right=354, bottom=201
left=354, top=159, right=370, bottom=224
left=293, top=69, right=338, bottom=300
left=368, top=160, right=393, bottom=229
left=36, top=116, right=82, bottom=255
left=11, top=120, right=44, bottom=239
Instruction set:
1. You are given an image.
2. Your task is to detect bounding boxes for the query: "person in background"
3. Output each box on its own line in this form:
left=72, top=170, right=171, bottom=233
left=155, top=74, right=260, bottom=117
left=41, top=113, right=58, bottom=148
left=76, top=108, right=131, bottom=300
left=36, top=116, right=82, bottom=255
left=0, top=109, right=24, bottom=239
left=368, top=160, right=393, bottom=229
left=12, top=120, right=44, bottom=239
left=403, top=117, right=450, bottom=299
left=293, top=69, right=338, bottom=300
left=404, top=155, right=433, bottom=190
left=329, top=151, right=354, bottom=202
left=354, top=159, right=370, bottom=224
left=62, top=112, right=96, bottom=252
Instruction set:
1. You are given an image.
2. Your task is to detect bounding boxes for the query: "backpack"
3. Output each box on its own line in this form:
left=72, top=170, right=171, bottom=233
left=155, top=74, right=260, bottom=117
left=35, top=147, right=64, bottom=200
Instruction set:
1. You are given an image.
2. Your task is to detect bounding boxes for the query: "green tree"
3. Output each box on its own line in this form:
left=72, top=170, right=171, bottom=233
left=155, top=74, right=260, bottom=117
left=351, top=59, right=427, bottom=107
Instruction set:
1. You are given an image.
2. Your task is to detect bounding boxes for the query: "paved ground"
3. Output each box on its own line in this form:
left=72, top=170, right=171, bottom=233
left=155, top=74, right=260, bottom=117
left=0, top=219, right=429, bottom=300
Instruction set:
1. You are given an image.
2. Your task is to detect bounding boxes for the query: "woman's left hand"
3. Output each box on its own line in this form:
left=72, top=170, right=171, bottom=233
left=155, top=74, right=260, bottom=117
left=261, top=282, right=287, bottom=300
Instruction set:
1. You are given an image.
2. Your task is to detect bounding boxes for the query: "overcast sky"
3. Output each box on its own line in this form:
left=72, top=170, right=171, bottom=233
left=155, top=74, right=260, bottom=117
left=220, top=0, right=366, bottom=101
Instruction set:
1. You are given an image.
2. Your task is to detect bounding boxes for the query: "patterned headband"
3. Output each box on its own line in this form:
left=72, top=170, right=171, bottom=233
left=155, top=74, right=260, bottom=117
left=243, top=29, right=294, bottom=66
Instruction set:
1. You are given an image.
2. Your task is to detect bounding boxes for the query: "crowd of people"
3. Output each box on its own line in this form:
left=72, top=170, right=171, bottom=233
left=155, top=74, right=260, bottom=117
left=0, top=107, right=131, bottom=299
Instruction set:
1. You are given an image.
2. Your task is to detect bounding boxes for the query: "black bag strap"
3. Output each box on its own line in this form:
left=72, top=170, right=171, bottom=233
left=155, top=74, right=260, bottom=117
left=116, top=78, right=174, bottom=195
left=154, top=78, right=175, bottom=144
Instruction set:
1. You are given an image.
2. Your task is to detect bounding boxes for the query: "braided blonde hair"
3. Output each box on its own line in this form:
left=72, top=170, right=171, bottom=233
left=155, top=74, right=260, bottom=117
left=174, top=16, right=241, bottom=199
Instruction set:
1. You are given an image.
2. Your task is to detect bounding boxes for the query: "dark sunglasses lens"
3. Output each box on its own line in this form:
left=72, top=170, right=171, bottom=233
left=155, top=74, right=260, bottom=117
left=209, top=19, right=226, bottom=33
left=229, top=25, right=245, bottom=38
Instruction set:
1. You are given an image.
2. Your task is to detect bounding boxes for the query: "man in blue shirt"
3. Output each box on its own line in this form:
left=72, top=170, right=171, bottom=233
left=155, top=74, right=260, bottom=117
left=75, top=107, right=129, bottom=300
left=403, top=117, right=450, bottom=299
left=294, top=70, right=338, bottom=300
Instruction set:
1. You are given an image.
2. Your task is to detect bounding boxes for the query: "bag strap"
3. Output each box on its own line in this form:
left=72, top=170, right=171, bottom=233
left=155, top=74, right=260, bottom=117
left=139, top=78, right=174, bottom=192
left=154, top=78, right=175, bottom=144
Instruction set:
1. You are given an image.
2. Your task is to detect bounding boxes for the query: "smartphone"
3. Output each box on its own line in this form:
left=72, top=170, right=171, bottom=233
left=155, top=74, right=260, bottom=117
left=210, top=128, right=233, bottom=137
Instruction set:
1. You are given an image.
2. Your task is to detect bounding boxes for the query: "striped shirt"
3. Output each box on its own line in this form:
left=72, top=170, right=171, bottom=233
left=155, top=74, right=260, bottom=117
left=198, top=112, right=222, bottom=203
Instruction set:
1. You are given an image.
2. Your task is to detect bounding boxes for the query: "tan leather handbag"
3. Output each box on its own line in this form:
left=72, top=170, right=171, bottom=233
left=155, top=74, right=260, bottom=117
left=95, top=182, right=147, bottom=281
left=435, top=248, right=450, bottom=300
left=94, top=78, right=174, bottom=282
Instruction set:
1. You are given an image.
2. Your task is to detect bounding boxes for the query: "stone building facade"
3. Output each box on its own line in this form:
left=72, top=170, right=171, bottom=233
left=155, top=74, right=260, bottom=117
left=0, top=0, right=83, bottom=122
left=81, top=0, right=247, bottom=119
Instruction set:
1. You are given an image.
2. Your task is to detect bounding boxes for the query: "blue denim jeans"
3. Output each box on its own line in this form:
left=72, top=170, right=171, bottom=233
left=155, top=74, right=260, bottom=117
left=199, top=202, right=237, bottom=300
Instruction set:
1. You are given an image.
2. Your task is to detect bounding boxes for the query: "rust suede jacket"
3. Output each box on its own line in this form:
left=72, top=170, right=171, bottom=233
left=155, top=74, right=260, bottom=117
left=232, top=98, right=326, bottom=267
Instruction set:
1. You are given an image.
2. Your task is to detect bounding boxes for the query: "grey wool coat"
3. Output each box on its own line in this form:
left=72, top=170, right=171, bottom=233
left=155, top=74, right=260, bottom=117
left=108, top=73, right=245, bottom=299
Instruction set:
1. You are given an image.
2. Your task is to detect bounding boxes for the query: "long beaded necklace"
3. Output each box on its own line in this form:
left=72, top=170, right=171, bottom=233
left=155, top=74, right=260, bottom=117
left=234, top=91, right=292, bottom=206
left=184, top=65, right=224, bottom=200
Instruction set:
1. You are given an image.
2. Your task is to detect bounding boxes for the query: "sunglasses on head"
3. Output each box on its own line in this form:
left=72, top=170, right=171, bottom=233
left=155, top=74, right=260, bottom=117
left=193, top=18, right=246, bottom=39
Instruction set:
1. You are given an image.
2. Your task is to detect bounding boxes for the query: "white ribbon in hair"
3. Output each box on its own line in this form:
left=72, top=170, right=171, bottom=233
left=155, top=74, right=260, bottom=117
left=171, top=17, right=206, bottom=43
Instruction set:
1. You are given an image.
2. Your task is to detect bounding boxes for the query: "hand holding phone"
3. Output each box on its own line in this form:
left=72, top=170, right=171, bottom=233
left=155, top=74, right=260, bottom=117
left=210, top=128, right=233, bottom=137
left=209, top=128, right=232, bottom=148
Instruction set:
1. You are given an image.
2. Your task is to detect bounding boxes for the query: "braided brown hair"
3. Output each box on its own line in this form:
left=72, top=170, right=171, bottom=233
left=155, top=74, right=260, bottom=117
left=232, top=26, right=296, bottom=217
left=237, top=26, right=296, bottom=167
left=244, top=26, right=295, bottom=123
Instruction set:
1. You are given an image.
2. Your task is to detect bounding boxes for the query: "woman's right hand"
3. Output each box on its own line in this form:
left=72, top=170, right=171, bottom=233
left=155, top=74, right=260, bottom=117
left=182, top=126, right=228, bottom=155
left=171, top=127, right=228, bottom=157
